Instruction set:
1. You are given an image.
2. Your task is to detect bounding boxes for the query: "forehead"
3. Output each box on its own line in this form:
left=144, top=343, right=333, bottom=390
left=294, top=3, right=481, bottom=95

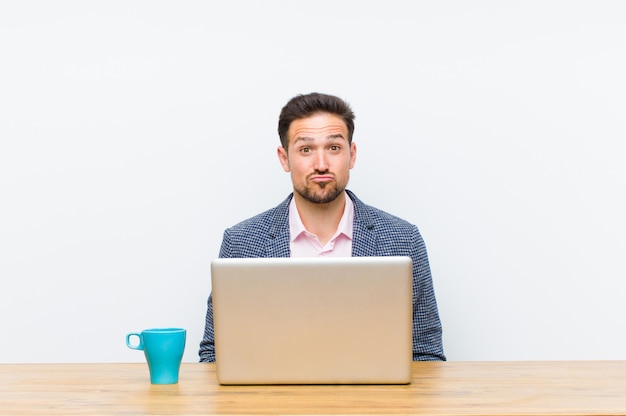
left=287, top=113, right=348, bottom=143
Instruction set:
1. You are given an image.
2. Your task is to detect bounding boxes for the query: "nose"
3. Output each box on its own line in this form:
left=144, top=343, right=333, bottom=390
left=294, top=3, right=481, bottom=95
left=313, top=151, right=329, bottom=172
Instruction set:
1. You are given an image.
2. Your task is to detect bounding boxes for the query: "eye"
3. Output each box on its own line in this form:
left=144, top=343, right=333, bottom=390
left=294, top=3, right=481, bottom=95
left=329, top=145, right=341, bottom=151
left=300, top=147, right=311, bottom=154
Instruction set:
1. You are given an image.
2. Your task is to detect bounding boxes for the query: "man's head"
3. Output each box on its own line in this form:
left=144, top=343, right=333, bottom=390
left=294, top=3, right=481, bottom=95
left=278, top=93, right=355, bottom=150
left=277, top=93, right=357, bottom=205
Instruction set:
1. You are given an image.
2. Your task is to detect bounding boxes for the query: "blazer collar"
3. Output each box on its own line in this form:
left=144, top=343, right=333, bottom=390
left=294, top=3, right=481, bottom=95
left=346, top=190, right=378, bottom=257
left=267, top=190, right=378, bottom=257
left=265, top=193, right=293, bottom=257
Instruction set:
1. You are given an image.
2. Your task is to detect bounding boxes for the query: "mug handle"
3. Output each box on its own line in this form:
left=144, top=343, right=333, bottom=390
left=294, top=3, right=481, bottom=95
left=126, top=333, right=143, bottom=350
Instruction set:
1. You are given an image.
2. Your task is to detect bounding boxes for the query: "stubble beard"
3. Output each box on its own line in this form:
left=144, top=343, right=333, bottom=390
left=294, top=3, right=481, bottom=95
left=294, top=178, right=347, bottom=205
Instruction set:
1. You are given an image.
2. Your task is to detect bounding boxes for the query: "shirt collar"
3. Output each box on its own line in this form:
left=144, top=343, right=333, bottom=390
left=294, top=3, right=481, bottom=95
left=289, top=193, right=354, bottom=242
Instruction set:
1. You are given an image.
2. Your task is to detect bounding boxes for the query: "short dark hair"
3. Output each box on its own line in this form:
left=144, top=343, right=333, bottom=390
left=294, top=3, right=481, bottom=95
left=277, top=92, right=355, bottom=149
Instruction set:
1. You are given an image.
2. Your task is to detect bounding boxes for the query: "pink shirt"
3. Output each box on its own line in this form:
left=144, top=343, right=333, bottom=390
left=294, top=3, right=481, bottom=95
left=288, top=193, right=354, bottom=257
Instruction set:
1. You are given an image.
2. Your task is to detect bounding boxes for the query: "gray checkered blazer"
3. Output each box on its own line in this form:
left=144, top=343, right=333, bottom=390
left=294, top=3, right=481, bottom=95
left=199, top=190, right=445, bottom=362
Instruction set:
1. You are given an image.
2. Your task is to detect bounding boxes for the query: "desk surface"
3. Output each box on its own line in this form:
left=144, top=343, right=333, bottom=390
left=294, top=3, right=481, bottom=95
left=1, top=361, right=625, bottom=415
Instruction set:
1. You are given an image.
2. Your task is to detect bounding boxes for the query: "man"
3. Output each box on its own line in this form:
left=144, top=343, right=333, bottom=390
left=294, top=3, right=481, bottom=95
left=199, top=92, right=445, bottom=362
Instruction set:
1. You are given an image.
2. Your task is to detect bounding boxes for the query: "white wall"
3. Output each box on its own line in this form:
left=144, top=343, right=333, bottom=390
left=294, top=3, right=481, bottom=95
left=1, top=1, right=624, bottom=363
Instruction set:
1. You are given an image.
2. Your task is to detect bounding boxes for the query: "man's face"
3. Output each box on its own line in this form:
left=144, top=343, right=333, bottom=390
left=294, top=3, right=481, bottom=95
left=278, top=112, right=356, bottom=204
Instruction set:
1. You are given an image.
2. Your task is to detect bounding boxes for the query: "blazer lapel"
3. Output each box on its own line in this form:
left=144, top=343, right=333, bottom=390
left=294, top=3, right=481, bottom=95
left=348, top=190, right=378, bottom=257
left=265, top=191, right=377, bottom=258
left=264, top=194, right=292, bottom=258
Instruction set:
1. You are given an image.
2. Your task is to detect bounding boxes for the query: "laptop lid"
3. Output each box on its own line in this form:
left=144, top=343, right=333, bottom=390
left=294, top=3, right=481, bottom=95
left=211, top=256, right=413, bottom=385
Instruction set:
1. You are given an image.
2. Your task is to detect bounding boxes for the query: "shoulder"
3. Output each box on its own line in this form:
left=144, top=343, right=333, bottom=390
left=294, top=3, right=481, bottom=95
left=223, top=194, right=292, bottom=236
left=348, top=190, right=427, bottom=259
left=218, top=194, right=292, bottom=258
left=348, top=190, right=419, bottom=233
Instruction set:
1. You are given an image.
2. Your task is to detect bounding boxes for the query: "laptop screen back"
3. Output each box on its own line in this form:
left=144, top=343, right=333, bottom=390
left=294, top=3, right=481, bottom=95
left=211, top=256, right=413, bottom=385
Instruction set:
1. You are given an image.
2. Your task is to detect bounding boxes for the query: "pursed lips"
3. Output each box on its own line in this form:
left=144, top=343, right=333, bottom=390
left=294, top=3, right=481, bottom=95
left=309, top=174, right=334, bottom=183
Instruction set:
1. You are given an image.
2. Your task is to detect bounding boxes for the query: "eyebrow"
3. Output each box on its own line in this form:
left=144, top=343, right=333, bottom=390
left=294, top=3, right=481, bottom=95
left=294, top=133, right=346, bottom=143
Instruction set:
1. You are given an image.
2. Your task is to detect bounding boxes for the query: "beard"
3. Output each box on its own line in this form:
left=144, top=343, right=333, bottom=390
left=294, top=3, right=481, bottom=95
left=294, top=178, right=347, bottom=204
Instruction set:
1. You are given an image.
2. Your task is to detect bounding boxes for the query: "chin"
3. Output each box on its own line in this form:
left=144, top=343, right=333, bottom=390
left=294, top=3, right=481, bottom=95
left=298, top=187, right=344, bottom=204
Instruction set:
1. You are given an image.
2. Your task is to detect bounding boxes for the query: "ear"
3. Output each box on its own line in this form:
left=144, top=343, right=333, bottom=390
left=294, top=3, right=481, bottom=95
left=349, top=142, right=357, bottom=169
left=277, top=146, right=291, bottom=172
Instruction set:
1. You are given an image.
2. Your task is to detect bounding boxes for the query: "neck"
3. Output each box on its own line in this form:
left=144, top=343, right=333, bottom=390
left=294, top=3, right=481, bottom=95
left=292, top=191, right=347, bottom=245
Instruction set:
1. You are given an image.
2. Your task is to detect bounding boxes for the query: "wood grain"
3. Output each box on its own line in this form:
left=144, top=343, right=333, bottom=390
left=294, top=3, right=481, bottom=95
left=1, top=361, right=625, bottom=415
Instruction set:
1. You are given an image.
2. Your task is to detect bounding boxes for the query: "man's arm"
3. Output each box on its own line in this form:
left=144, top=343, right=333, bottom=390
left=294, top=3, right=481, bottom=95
left=410, top=227, right=446, bottom=361
left=198, top=293, right=216, bottom=362
left=198, top=229, right=234, bottom=363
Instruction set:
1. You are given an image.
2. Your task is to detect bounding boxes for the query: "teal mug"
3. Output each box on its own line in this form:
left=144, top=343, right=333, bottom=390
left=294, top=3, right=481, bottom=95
left=126, top=328, right=186, bottom=384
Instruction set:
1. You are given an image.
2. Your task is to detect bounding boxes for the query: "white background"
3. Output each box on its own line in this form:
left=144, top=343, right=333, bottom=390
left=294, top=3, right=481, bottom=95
left=1, top=1, right=625, bottom=363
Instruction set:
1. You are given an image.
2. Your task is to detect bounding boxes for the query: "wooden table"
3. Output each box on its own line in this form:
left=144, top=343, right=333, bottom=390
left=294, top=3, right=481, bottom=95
left=1, top=361, right=625, bottom=415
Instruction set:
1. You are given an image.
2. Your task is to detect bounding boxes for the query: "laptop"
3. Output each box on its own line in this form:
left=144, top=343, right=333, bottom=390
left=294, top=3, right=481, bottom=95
left=211, top=256, right=413, bottom=385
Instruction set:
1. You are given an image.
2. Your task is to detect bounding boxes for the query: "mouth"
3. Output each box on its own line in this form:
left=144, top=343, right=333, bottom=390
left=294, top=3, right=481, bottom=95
left=309, top=174, right=334, bottom=183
